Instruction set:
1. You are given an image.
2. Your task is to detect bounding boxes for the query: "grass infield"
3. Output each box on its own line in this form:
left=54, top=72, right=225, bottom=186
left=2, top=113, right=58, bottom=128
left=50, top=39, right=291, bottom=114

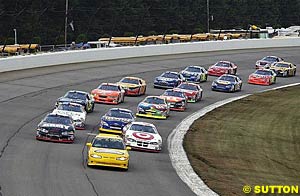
left=184, top=85, right=300, bottom=196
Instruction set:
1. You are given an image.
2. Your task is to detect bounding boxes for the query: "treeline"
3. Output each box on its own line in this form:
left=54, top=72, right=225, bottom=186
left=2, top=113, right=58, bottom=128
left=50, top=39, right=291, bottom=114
left=0, top=0, right=299, bottom=45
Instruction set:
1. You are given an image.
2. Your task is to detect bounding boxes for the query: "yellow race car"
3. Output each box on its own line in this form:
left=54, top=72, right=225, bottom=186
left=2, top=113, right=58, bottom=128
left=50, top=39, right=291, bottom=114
left=86, top=134, right=130, bottom=170
left=117, top=76, right=146, bottom=96
left=270, top=61, right=296, bottom=77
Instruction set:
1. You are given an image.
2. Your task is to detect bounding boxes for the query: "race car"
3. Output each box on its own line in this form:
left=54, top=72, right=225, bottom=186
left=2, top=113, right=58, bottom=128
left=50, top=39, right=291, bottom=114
left=86, top=133, right=130, bottom=170
left=123, top=122, right=162, bottom=152
left=174, top=83, right=203, bottom=102
left=153, top=71, right=185, bottom=89
left=99, top=108, right=135, bottom=134
left=91, top=83, right=125, bottom=104
left=270, top=61, right=296, bottom=77
left=117, top=77, right=146, bottom=96
left=161, top=89, right=187, bottom=111
left=52, top=102, right=87, bottom=130
left=211, top=74, right=242, bottom=92
left=180, top=65, right=208, bottom=83
left=255, top=56, right=284, bottom=69
left=208, top=61, right=238, bottom=76
left=248, top=69, right=277, bottom=85
left=56, top=90, right=94, bottom=113
left=136, top=96, right=170, bottom=119
left=36, top=113, right=75, bottom=143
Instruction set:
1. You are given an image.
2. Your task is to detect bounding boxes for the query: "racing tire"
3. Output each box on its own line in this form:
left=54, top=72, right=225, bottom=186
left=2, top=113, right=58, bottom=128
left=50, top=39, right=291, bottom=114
left=204, top=74, right=208, bottom=82
left=121, top=95, right=125, bottom=103
left=143, top=87, right=146, bottom=95
left=86, top=104, right=93, bottom=113
left=294, top=69, right=296, bottom=76
left=233, top=69, right=237, bottom=75
left=198, top=92, right=203, bottom=101
left=239, top=84, right=242, bottom=91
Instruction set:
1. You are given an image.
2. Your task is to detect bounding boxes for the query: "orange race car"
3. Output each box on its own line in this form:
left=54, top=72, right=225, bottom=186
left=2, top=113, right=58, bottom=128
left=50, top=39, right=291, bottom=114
left=91, top=83, right=125, bottom=104
left=117, top=76, right=147, bottom=96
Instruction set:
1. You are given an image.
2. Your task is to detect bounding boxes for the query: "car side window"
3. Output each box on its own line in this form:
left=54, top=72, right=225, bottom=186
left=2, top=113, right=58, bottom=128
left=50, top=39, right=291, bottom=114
left=139, top=80, right=142, bottom=85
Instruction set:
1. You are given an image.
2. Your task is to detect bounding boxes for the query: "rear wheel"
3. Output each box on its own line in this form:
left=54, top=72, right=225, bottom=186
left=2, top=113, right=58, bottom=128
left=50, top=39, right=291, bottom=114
left=233, top=69, right=237, bottom=75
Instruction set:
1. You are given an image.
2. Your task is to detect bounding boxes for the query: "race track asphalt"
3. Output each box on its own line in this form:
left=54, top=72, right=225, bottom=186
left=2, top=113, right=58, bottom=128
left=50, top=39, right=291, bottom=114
left=0, top=47, right=299, bottom=196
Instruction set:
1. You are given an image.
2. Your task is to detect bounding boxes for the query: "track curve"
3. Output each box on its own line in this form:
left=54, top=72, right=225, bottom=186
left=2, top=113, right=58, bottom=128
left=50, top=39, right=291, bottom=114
left=0, top=47, right=299, bottom=196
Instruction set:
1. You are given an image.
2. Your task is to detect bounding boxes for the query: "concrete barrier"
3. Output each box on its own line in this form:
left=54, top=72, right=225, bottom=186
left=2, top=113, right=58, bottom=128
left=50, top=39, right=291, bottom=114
left=1, top=38, right=300, bottom=73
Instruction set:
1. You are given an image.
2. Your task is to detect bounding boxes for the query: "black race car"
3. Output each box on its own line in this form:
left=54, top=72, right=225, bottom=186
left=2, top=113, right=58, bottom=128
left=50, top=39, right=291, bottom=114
left=56, top=90, right=94, bottom=113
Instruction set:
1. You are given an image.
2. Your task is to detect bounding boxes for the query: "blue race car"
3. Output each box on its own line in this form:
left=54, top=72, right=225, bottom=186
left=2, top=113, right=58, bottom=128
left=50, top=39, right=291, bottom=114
left=180, top=65, right=208, bottom=83
left=154, top=71, right=185, bottom=89
left=99, top=108, right=135, bottom=134
left=211, top=74, right=242, bottom=92
left=56, top=90, right=94, bottom=113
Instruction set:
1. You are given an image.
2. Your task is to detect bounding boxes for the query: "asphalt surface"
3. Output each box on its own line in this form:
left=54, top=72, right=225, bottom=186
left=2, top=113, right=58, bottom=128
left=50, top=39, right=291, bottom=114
left=0, top=47, right=299, bottom=196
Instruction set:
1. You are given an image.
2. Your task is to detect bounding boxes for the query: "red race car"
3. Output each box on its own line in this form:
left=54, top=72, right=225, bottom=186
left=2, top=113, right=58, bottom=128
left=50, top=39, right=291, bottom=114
left=208, top=61, right=238, bottom=76
left=161, top=89, right=187, bottom=111
left=174, top=82, right=203, bottom=103
left=248, top=69, right=277, bottom=85
left=91, top=83, right=125, bottom=104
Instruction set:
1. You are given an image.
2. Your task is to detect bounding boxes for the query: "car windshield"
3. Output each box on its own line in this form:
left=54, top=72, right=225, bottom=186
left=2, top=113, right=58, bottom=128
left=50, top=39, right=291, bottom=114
left=92, top=138, right=125, bottom=150
left=144, top=97, right=165, bottom=104
left=219, top=76, right=235, bottom=82
left=107, top=110, right=133, bottom=119
left=255, top=70, right=272, bottom=75
left=262, top=56, right=277, bottom=62
left=98, top=84, right=119, bottom=91
left=44, top=115, right=73, bottom=125
left=65, top=92, right=86, bottom=100
left=130, top=124, right=156, bottom=134
left=215, top=62, right=230, bottom=67
left=161, top=72, right=179, bottom=79
left=163, top=90, right=185, bottom=98
left=178, top=84, right=198, bottom=91
left=58, top=104, right=83, bottom=112
left=185, top=66, right=201, bottom=73
left=120, top=78, right=139, bottom=85
left=274, top=63, right=289, bottom=68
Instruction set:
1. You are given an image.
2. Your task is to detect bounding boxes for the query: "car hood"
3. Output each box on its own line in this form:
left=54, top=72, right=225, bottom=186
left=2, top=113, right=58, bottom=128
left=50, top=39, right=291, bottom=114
left=156, top=77, right=178, bottom=82
left=90, top=147, right=127, bottom=156
left=58, top=98, right=85, bottom=105
left=138, top=102, right=167, bottom=110
left=53, top=109, right=86, bottom=121
left=215, top=80, right=232, bottom=85
left=102, top=116, right=133, bottom=124
left=92, top=89, right=119, bottom=95
left=117, top=82, right=139, bottom=88
left=181, top=71, right=200, bottom=76
left=127, top=130, right=161, bottom=141
left=160, top=95, right=184, bottom=102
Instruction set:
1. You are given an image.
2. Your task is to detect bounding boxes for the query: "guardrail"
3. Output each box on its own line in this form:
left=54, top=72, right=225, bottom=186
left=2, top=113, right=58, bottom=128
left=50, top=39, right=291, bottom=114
left=1, top=37, right=300, bottom=73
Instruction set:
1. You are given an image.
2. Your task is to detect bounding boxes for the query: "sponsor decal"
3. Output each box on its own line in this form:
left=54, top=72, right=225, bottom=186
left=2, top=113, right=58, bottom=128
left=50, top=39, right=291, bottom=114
left=133, top=132, right=154, bottom=140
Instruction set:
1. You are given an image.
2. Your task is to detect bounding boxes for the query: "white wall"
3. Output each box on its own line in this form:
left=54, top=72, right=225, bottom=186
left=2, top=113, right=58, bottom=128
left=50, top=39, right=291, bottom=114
left=1, top=38, right=300, bottom=73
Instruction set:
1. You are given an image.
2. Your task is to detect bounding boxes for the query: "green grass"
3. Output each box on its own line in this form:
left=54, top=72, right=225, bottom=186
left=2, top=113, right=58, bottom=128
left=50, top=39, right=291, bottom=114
left=184, top=85, right=300, bottom=196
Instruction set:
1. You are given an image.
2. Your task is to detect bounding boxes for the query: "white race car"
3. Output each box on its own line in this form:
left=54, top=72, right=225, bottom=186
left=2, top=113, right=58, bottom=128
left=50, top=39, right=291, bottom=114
left=52, top=102, right=87, bottom=130
left=123, top=122, right=162, bottom=152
